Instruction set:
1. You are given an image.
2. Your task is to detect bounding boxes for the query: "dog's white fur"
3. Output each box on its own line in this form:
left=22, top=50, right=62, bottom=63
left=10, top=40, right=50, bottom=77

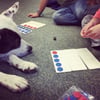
left=0, top=2, right=38, bottom=92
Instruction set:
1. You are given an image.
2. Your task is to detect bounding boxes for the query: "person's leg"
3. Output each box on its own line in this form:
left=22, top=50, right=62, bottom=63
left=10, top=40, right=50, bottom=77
left=73, top=0, right=100, bottom=21
left=52, top=0, right=100, bottom=25
left=82, top=15, right=100, bottom=49
left=52, top=0, right=86, bottom=25
left=52, top=7, right=80, bottom=25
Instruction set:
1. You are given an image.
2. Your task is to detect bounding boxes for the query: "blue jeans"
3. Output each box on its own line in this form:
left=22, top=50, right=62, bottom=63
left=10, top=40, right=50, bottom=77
left=47, top=0, right=100, bottom=25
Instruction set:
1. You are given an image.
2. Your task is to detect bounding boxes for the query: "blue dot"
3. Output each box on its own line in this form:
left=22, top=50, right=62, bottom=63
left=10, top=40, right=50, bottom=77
left=63, top=96, right=68, bottom=100
left=54, top=59, right=60, bottom=62
left=57, top=67, right=63, bottom=71
left=53, top=55, right=59, bottom=58
left=56, top=63, right=62, bottom=67
left=21, top=26, right=24, bottom=28
left=26, top=28, right=30, bottom=31
left=70, top=95, right=77, bottom=100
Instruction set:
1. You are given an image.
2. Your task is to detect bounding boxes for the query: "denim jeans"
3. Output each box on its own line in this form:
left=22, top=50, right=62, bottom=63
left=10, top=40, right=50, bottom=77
left=47, top=0, right=100, bottom=25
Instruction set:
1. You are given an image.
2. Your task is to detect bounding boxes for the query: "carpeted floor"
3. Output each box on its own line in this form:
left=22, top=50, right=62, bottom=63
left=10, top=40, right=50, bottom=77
left=0, top=0, right=100, bottom=100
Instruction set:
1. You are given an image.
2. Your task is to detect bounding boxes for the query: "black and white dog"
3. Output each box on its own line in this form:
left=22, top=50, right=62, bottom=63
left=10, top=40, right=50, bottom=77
left=0, top=2, right=38, bottom=92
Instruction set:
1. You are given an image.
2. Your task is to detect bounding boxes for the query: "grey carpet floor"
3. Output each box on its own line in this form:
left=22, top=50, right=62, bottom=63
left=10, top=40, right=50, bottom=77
left=0, top=0, right=100, bottom=100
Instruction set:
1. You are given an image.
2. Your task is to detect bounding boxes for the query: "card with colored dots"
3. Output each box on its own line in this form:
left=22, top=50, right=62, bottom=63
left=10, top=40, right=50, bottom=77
left=51, top=48, right=100, bottom=73
left=17, top=25, right=32, bottom=34
left=17, top=21, right=46, bottom=34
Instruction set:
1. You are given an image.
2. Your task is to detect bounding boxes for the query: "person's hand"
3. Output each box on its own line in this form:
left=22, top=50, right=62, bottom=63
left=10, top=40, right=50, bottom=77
left=80, top=18, right=100, bottom=37
left=28, top=12, right=40, bottom=18
left=81, top=21, right=95, bottom=37
left=82, top=24, right=100, bottom=39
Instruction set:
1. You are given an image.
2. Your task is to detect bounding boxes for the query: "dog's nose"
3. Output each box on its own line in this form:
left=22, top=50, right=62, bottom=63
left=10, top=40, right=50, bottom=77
left=28, top=46, right=32, bottom=53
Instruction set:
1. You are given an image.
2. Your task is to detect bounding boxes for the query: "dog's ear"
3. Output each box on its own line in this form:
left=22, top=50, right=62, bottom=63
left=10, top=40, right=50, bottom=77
left=0, top=28, right=21, bottom=53
left=1, top=2, right=19, bottom=18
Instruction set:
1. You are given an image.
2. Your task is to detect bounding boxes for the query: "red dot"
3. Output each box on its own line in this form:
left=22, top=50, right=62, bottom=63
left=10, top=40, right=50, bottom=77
left=27, top=25, right=31, bottom=28
left=29, top=26, right=33, bottom=28
left=24, top=24, right=28, bottom=27
left=32, top=27, right=37, bottom=29
left=52, top=51, right=57, bottom=54
left=73, top=91, right=82, bottom=98
left=23, top=24, right=26, bottom=27
left=79, top=96, right=88, bottom=100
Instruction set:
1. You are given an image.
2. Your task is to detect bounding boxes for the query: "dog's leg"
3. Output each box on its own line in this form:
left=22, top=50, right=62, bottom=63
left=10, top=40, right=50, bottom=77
left=1, top=2, right=19, bottom=18
left=0, top=72, right=29, bottom=92
left=8, top=54, right=38, bottom=72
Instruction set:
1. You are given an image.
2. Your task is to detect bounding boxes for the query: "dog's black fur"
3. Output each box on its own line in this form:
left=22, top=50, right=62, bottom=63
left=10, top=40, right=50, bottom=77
left=0, top=28, right=21, bottom=53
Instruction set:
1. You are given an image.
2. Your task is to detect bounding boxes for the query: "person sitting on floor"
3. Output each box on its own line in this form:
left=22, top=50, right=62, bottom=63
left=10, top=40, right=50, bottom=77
left=28, top=0, right=100, bottom=25
left=81, top=8, right=100, bottom=49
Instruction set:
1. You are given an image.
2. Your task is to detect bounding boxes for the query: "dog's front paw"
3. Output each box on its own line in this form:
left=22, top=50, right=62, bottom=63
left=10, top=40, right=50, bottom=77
left=0, top=72, right=29, bottom=92
left=8, top=55, right=38, bottom=72
left=16, top=61, right=38, bottom=72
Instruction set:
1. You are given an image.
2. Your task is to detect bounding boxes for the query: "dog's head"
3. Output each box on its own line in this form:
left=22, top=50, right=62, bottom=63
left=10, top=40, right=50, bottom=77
left=0, top=2, right=32, bottom=57
left=0, top=27, right=32, bottom=58
left=0, top=28, right=21, bottom=53
left=0, top=23, right=32, bottom=57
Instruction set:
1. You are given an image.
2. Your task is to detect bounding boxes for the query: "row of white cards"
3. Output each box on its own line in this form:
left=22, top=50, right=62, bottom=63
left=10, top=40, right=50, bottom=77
left=51, top=48, right=100, bottom=73
left=18, top=21, right=46, bottom=34
left=21, top=21, right=46, bottom=29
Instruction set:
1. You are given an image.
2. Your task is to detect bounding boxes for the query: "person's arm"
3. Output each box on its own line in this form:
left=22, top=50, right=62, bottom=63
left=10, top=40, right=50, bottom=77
left=80, top=9, right=100, bottom=38
left=83, top=24, right=100, bottom=39
left=28, top=0, right=48, bottom=18
left=93, top=9, right=100, bottom=19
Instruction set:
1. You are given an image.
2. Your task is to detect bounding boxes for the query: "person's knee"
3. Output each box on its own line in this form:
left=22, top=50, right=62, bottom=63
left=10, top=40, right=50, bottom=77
left=52, top=12, right=80, bottom=25
left=52, top=15, right=60, bottom=24
left=81, top=15, right=93, bottom=27
left=52, top=13, right=64, bottom=25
